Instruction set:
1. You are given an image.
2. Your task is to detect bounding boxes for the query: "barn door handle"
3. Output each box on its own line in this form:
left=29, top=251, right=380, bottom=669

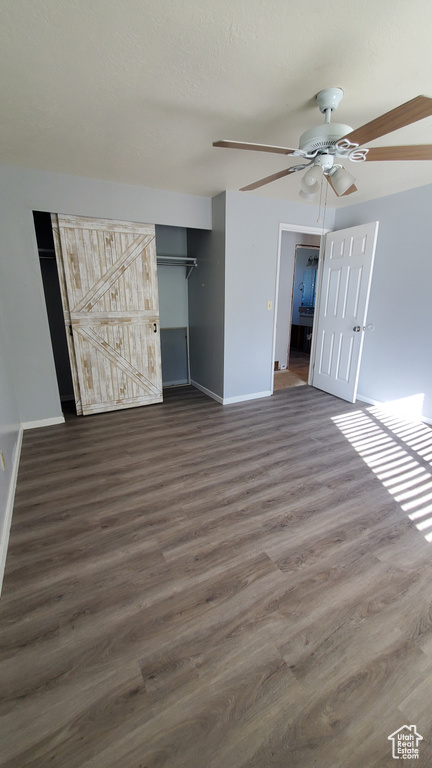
left=353, top=326, right=361, bottom=332
left=153, top=323, right=157, bottom=333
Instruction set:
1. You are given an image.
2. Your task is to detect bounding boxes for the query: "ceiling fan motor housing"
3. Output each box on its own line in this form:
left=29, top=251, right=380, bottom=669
left=299, top=123, right=353, bottom=155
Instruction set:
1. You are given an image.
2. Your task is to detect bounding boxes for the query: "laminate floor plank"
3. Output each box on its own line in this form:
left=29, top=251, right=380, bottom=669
left=1, top=385, right=432, bottom=767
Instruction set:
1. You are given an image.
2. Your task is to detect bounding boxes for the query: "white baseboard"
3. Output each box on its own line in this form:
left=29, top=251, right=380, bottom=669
left=22, top=415, right=65, bottom=430
left=355, top=393, right=378, bottom=407
left=356, top=393, right=432, bottom=425
left=190, top=380, right=224, bottom=404
left=0, top=427, right=23, bottom=595
left=222, top=390, right=272, bottom=405
left=190, top=380, right=272, bottom=406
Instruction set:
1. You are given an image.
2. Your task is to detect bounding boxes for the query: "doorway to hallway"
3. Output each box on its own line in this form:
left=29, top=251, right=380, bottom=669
left=273, top=232, right=321, bottom=392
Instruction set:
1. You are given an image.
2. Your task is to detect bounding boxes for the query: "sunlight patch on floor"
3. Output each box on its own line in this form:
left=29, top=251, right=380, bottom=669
left=332, top=399, right=432, bottom=543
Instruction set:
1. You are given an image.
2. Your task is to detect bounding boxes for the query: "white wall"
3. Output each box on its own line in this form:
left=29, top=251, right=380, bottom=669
left=224, top=192, right=335, bottom=401
left=335, top=183, right=432, bottom=421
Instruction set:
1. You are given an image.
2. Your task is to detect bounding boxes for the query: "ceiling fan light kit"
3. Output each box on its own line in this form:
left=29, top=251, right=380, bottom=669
left=328, top=165, right=357, bottom=196
left=300, top=164, right=323, bottom=196
left=299, top=189, right=318, bottom=201
left=213, top=88, right=432, bottom=200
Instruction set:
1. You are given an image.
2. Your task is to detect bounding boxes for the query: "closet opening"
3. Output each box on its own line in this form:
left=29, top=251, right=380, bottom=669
left=33, top=211, right=75, bottom=410
left=155, top=225, right=194, bottom=391
left=34, top=214, right=202, bottom=413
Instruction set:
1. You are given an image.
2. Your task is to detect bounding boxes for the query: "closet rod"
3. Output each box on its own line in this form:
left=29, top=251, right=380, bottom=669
left=157, top=255, right=197, bottom=279
left=157, top=255, right=196, bottom=263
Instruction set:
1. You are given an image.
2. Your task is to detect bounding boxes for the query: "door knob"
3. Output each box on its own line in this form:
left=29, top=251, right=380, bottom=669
left=353, top=326, right=361, bottom=332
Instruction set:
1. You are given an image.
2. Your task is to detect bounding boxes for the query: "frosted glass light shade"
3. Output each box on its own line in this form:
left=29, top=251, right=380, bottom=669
left=300, top=165, right=323, bottom=196
left=331, top=167, right=356, bottom=196
left=299, top=189, right=317, bottom=201
left=302, top=165, right=323, bottom=186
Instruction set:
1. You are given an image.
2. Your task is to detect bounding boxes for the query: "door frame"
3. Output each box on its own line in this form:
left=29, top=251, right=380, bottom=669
left=272, top=223, right=331, bottom=392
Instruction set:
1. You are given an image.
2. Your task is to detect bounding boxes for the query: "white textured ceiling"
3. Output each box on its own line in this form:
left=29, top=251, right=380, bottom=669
left=2, top=0, right=432, bottom=207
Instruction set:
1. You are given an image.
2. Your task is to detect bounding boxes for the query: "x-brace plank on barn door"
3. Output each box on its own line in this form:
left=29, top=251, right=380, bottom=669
left=74, top=325, right=161, bottom=397
left=72, top=234, right=154, bottom=313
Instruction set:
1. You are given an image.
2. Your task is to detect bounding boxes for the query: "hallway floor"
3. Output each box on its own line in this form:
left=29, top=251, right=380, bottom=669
left=273, top=349, right=310, bottom=391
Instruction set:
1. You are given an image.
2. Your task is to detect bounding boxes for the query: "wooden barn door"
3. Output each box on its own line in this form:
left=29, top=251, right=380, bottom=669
left=51, top=214, right=162, bottom=415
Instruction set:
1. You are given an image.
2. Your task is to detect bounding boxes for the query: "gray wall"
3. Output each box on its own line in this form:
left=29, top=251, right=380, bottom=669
left=224, top=191, right=336, bottom=400
left=335, top=183, right=432, bottom=421
left=188, top=194, right=226, bottom=399
left=156, top=225, right=188, bottom=258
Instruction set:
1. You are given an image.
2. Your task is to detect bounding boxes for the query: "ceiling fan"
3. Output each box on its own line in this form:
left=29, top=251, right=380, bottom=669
left=213, top=88, right=432, bottom=199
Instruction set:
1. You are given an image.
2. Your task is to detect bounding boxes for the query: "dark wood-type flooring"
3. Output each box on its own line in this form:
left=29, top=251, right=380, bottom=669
left=288, top=349, right=310, bottom=382
left=1, top=385, right=432, bottom=767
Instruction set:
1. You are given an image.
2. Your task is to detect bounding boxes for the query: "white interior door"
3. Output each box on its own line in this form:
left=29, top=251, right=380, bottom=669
left=311, top=221, right=379, bottom=403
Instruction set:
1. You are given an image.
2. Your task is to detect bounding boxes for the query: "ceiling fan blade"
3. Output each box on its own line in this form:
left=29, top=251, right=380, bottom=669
left=213, top=140, right=297, bottom=155
left=339, top=95, right=432, bottom=147
left=365, top=144, right=432, bottom=161
left=326, top=175, right=357, bottom=197
left=342, top=183, right=358, bottom=196
left=240, top=166, right=298, bottom=191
